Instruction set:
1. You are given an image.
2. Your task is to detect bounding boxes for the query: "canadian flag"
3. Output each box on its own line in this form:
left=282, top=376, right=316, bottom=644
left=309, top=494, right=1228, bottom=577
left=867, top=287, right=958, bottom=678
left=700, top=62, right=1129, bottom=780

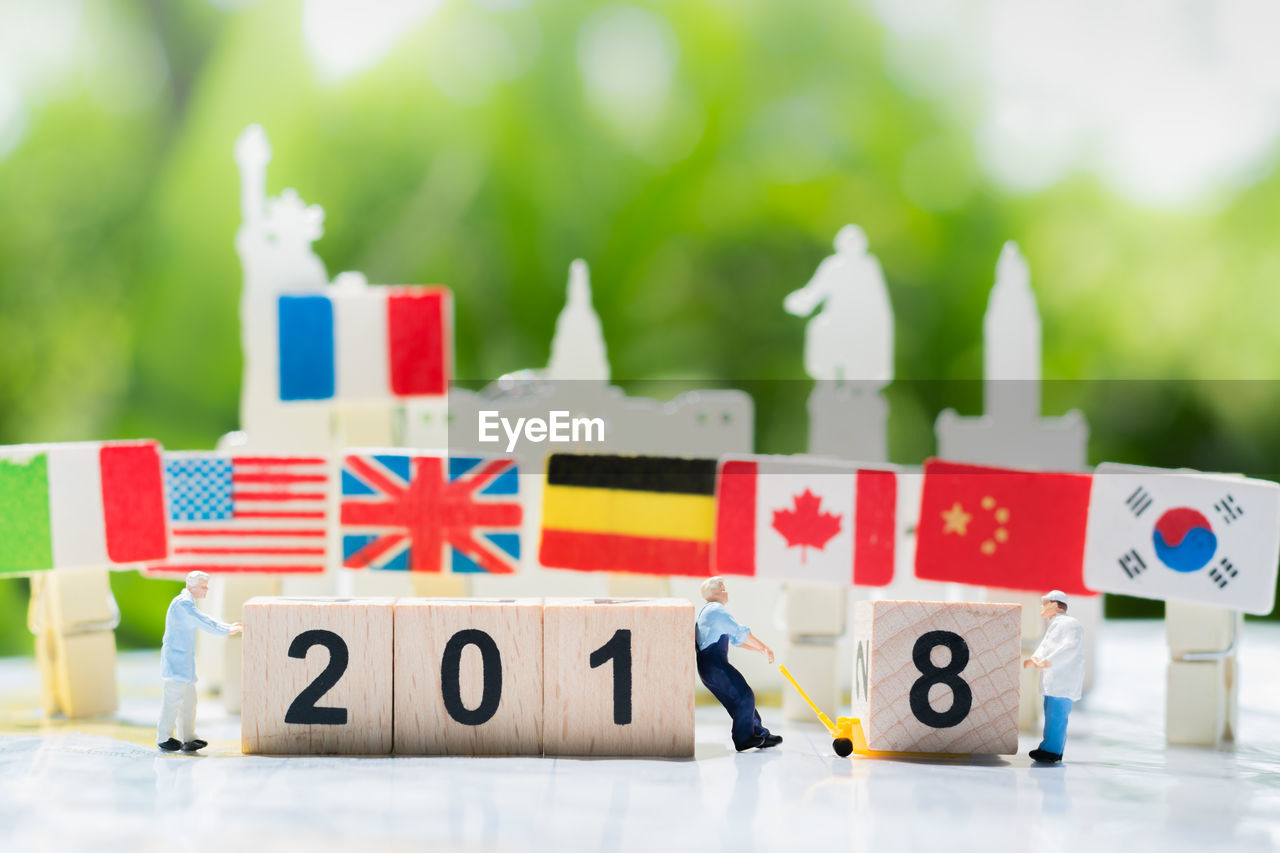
left=713, top=455, right=896, bottom=586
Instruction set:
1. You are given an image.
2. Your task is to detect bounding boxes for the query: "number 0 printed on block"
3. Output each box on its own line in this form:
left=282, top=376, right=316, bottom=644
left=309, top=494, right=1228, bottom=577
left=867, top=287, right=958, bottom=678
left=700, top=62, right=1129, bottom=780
left=394, top=598, right=544, bottom=755
left=241, top=597, right=394, bottom=755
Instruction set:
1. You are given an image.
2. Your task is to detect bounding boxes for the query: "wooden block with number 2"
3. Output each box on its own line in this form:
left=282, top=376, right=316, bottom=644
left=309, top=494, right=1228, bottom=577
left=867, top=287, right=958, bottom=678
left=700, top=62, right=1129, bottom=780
left=241, top=597, right=394, bottom=755
left=852, top=600, right=1020, bottom=754
left=543, top=598, right=695, bottom=757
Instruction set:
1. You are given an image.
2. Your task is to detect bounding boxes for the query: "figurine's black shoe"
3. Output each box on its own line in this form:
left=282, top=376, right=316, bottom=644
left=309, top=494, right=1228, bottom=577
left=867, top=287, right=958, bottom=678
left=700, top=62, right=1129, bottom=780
left=157, top=738, right=182, bottom=752
left=1029, top=749, right=1062, bottom=764
left=180, top=739, right=208, bottom=753
left=736, top=734, right=783, bottom=751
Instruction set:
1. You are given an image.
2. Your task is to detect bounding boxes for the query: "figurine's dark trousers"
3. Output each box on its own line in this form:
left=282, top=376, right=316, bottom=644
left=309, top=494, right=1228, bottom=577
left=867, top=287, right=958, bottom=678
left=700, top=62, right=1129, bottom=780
left=697, top=635, right=770, bottom=749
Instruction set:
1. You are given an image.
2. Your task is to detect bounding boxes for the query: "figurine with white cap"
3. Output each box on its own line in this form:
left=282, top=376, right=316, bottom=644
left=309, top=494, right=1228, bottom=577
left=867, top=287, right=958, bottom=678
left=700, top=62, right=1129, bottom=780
left=1023, top=589, right=1085, bottom=764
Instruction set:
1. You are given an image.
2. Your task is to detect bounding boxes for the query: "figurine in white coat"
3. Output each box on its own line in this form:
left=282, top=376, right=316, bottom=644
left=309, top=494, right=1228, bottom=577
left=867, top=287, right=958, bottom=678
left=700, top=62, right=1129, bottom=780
left=157, top=572, right=242, bottom=752
left=1023, top=590, right=1084, bottom=763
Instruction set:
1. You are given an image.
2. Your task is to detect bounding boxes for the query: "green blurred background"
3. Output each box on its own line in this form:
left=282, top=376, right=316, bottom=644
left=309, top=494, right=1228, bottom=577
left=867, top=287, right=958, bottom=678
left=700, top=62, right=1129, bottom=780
left=3, top=0, right=1280, bottom=653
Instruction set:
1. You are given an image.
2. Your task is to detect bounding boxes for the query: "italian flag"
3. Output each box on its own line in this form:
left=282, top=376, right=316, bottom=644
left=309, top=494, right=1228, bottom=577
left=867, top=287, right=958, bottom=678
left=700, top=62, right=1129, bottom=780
left=0, top=441, right=168, bottom=574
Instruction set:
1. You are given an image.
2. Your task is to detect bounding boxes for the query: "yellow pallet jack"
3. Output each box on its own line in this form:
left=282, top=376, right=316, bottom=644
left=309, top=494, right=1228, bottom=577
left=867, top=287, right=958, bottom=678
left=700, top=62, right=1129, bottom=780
left=778, top=665, right=963, bottom=759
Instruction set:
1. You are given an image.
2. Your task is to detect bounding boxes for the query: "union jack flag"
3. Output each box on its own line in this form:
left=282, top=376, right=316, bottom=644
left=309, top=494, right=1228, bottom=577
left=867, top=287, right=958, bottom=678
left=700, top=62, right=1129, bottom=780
left=340, top=452, right=522, bottom=573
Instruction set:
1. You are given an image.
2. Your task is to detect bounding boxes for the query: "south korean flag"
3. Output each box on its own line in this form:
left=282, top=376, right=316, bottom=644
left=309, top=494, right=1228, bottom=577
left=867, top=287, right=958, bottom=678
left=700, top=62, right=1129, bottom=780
left=1084, top=463, right=1280, bottom=615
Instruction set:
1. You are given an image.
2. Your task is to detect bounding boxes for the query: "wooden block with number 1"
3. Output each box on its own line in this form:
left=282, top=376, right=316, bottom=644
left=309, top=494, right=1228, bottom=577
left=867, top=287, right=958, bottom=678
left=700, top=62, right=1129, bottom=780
left=241, top=597, right=394, bottom=755
left=543, top=598, right=695, bottom=757
left=852, top=600, right=1020, bottom=754
left=395, top=598, right=543, bottom=755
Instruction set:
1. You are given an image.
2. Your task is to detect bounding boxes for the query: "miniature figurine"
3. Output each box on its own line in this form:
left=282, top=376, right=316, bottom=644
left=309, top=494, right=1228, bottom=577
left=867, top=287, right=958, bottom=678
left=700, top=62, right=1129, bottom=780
left=157, top=571, right=242, bottom=753
left=696, top=576, right=781, bottom=751
left=1023, top=589, right=1084, bottom=764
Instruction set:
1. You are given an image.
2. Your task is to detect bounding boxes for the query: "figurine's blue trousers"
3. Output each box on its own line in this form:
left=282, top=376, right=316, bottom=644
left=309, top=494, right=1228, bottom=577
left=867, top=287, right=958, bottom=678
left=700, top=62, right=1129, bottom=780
left=697, top=635, right=770, bottom=749
left=1039, top=695, right=1073, bottom=755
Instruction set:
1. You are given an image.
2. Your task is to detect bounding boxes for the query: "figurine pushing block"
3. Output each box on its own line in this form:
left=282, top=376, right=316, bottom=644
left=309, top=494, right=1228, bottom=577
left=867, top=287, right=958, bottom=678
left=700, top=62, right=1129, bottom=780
left=241, top=597, right=393, bottom=754
left=851, top=599, right=1020, bottom=754
left=394, top=598, right=543, bottom=755
left=543, top=598, right=695, bottom=757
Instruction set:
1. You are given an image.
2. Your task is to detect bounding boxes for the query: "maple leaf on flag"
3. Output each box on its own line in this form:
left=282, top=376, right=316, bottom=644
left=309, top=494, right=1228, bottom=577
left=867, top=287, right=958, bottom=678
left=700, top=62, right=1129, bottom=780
left=771, top=489, right=843, bottom=563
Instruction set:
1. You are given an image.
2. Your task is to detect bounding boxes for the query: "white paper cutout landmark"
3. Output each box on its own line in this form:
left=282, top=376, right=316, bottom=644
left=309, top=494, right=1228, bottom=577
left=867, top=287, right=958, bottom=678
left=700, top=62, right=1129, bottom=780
left=778, top=225, right=894, bottom=721
left=785, top=224, right=893, bottom=464
left=233, top=125, right=453, bottom=456
left=546, top=259, right=609, bottom=383
left=933, top=241, right=1097, bottom=734
left=935, top=242, right=1088, bottom=470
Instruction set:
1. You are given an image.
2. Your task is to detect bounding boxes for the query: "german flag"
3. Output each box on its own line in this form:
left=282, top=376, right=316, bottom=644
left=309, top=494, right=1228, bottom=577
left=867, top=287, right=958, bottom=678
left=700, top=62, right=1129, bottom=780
left=539, top=454, right=717, bottom=576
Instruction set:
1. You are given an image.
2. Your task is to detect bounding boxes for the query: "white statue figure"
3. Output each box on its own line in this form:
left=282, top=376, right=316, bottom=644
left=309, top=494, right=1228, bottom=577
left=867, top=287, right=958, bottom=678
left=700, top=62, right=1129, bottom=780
left=546, top=259, right=610, bottom=382
left=233, top=124, right=334, bottom=451
left=983, top=241, right=1041, bottom=422
left=784, top=224, right=893, bottom=385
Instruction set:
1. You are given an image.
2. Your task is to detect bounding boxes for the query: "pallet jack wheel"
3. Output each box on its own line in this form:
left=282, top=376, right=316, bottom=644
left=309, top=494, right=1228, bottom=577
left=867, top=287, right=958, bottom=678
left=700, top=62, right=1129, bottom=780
left=833, top=738, right=853, bottom=757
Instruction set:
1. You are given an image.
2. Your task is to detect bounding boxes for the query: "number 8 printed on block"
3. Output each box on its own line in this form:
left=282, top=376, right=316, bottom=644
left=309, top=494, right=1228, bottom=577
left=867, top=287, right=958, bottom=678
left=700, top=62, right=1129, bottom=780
left=850, top=600, right=1021, bottom=755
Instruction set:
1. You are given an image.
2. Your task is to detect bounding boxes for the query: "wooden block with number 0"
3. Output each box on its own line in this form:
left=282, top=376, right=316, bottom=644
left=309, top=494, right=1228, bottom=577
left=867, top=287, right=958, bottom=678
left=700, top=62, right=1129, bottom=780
left=543, top=598, right=695, bottom=757
left=851, top=600, right=1020, bottom=754
left=241, top=597, right=394, bottom=755
left=394, top=598, right=543, bottom=755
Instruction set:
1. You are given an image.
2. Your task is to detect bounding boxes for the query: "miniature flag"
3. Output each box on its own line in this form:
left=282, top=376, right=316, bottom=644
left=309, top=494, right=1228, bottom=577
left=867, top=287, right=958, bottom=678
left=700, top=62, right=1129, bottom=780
left=713, top=455, right=896, bottom=586
left=1083, top=463, right=1280, bottom=615
left=277, top=286, right=452, bottom=402
left=341, top=452, right=522, bottom=573
left=913, top=458, right=1095, bottom=595
left=0, top=441, right=167, bottom=574
left=146, top=453, right=331, bottom=575
left=539, top=454, right=716, bottom=576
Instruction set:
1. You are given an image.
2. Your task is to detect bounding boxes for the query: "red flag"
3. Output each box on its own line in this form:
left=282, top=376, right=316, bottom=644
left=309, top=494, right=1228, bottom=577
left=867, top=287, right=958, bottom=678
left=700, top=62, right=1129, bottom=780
left=914, top=459, right=1095, bottom=595
left=713, top=456, right=896, bottom=587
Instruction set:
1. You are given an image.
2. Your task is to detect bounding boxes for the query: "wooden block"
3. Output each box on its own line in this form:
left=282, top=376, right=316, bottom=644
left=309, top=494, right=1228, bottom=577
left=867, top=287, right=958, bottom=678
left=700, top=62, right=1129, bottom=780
left=1074, top=592, right=1102, bottom=695
left=1017, top=662, right=1042, bottom=733
left=985, top=588, right=1043, bottom=640
left=48, top=569, right=114, bottom=627
left=216, top=576, right=281, bottom=714
left=783, top=583, right=846, bottom=638
left=241, top=597, right=394, bottom=754
left=852, top=600, right=1020, bottom=754
left=1166, top=601, right=1238, bottom=659
left=53, top=631, right=118, bottom=718
left=410, top=573, right=472, bottom=597
left=543, top=598, right=694, bottom=757
left=780, top=640, right=839, bottom=722
left=394, top=598, right=542, bottom=755
left=1167, top=658, right=1236, bottom=746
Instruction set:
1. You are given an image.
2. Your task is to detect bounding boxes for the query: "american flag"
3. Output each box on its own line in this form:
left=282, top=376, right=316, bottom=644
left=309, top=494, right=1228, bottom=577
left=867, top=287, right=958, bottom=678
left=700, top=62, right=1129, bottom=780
left=146, top=452, right=330, bottom=574
left=340, top=452, right=522, bottom=573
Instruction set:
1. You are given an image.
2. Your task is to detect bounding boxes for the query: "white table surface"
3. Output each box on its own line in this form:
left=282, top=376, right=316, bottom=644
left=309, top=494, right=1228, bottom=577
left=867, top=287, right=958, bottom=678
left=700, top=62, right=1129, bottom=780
left=1, top=619, right=1278, bottom=852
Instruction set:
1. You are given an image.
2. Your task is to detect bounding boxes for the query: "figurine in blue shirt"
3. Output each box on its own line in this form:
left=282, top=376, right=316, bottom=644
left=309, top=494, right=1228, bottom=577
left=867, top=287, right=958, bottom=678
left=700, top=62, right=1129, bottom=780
left=157, top=571, right=241, bottom=753
left=696, top=576, right=781, bottom=751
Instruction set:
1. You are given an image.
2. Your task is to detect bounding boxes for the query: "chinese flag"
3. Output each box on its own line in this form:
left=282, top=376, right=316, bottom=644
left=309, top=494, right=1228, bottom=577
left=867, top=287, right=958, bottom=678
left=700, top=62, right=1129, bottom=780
left=914, top=459, right=1095, bottom=596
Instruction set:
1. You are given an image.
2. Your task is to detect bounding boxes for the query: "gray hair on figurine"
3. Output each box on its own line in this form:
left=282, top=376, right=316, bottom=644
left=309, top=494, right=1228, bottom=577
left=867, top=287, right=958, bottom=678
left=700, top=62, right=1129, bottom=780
left=185, top=571, right=210, bottom=590
left=700, top=576, right=726, bottom=601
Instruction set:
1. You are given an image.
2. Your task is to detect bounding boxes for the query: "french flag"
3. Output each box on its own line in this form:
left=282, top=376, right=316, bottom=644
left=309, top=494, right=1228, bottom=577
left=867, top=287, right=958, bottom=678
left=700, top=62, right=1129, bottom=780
left=277, top=285, right=452, bottom=402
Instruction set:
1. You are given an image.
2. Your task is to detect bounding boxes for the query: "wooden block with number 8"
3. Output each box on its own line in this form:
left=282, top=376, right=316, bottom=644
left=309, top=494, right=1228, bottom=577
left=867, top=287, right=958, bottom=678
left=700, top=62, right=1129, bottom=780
left=394, top=598, right=543, bottom=755
left=543, top=598, right=695, bottom=757
left=851, top=600, right=1020, bottom=754
left=241, top=597, right=394, bottom=755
